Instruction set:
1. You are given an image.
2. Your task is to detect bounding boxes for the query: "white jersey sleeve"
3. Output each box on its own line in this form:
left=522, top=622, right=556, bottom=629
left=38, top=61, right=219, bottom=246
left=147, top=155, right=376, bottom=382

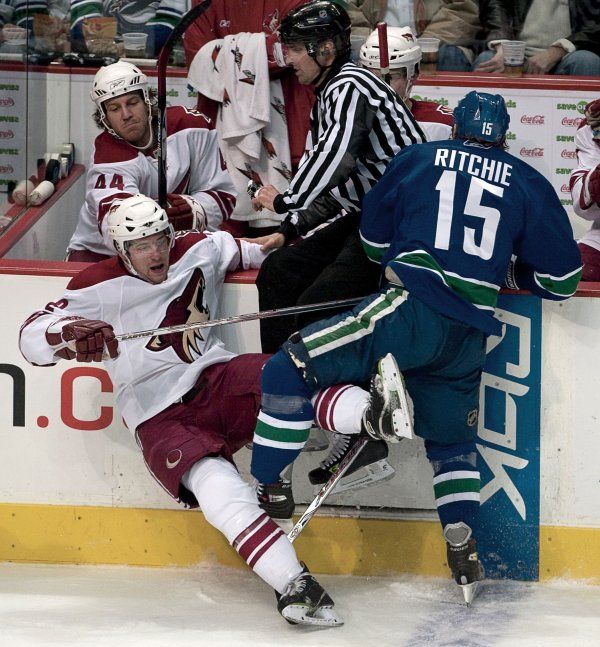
left=571, top=125, right=600, bottom=222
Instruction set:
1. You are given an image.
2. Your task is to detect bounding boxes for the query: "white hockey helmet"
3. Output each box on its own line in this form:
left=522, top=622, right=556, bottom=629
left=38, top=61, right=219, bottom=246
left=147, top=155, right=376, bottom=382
left=90, top=62, right=151, bottom=137
left=360, top=26, right=422, bottom=83
left=107, top=195, right=174, bottom=276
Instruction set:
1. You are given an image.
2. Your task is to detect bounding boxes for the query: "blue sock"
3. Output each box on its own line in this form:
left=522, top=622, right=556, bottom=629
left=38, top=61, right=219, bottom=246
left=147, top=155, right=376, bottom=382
left=425, top=440, right=480, bottom=537
left=251, top=351, right=313, bottom=484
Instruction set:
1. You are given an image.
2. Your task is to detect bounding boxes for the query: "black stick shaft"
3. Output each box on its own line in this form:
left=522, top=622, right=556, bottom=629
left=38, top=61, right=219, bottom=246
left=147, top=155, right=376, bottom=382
left=157, top=0, right=212, bottom=207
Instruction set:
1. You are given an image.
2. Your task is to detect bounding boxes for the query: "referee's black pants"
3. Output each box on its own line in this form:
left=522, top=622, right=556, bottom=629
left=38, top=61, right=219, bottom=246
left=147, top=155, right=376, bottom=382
left=256, top=216, right=382, bottom=354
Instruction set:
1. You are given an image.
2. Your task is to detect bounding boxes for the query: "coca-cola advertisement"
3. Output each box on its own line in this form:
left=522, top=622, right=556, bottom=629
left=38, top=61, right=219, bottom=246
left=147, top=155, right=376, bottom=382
left=520, top=115, right=545, bottom=125
left=561, top=117, right=584, bottom=127
left=520, top=147, right=544, bottom=158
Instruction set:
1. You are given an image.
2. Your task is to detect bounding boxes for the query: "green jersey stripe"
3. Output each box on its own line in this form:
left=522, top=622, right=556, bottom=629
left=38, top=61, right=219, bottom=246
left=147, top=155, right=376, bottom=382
left=534, top=266, right=582, bottom=297
left=394, top=251, right=499, bottom=308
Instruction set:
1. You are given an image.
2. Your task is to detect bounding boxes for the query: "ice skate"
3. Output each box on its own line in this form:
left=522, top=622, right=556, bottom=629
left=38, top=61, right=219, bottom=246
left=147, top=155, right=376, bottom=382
left=444, top=522, right=485, bottom=606
left=362, top=353, right=414, bottom=442
left=308, top=432, right=395, bottom=494
left=256, top=480, right=294, bottom=533
left=277, top=565, right=344, bottom=627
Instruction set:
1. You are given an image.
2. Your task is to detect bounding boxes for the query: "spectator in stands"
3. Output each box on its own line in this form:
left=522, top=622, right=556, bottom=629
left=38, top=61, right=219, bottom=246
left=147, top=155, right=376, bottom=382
left=183, top=0, right=314, bottom=236
left=386, top=0, right=483, bottom=72
left=66, top=61, right=235, bottom=262
left=570, top=98, right=600, bottom=281
left=69, top=0, right=188, bottom=57
left=359, top=25, right=454, bottom=140
left=0, top=0, right=67, bottom=52
left=473, top=0, right=600, bottom=75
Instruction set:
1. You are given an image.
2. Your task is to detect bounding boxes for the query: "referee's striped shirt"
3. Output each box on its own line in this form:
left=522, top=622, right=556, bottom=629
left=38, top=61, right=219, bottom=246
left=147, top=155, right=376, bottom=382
left=273, top=62, right=426, bottom=217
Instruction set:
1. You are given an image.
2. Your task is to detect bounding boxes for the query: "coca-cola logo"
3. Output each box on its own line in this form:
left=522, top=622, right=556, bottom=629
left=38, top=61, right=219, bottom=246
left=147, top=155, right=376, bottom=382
left=561, top=149, right=577, bottom=159
left=0, top=98, right=15, bottom=107
left=0, top=130, right=14, bottom=139
left=520, top=115, right=545, bottom=125
left=561, top=117, right=584, bottom=127
left=560, top=184, right=571, bottom=193
left=520, top=147, right=544, bottom=157
left=0, top=164, right=14, bottom=173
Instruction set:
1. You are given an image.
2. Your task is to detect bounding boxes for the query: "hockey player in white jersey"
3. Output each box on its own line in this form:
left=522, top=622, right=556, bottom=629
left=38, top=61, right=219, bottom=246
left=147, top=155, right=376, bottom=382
left=570, top=98, right=600, bottom=281
left=20, top=194, right=401, bottom=626
left=359, top=25, right=454, bottom=142
left=66, top=61, right=236, bottom=262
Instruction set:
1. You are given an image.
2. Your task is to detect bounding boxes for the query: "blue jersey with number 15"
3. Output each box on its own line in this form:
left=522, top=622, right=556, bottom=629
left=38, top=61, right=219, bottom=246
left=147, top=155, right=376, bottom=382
left=360, top=139, right=582, bottom=336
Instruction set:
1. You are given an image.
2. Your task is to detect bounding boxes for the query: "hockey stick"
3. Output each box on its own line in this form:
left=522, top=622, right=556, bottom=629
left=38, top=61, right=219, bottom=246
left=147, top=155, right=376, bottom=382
left=376, top=22, right=390, bottom=84
left=157, top=0, right=212, bottom=208
left=116, top=295, right=363, bottom=341
left=288, top=436, right=369, bottom=543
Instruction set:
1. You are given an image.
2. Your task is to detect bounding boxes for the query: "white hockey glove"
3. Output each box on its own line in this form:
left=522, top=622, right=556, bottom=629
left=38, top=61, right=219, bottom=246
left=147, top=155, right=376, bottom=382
left=240, top=239, right=270, bottom=269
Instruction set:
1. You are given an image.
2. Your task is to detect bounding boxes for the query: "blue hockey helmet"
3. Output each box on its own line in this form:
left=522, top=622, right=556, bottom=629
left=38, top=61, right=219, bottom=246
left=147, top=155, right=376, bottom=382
left=454, top=91, right=510, bottom=145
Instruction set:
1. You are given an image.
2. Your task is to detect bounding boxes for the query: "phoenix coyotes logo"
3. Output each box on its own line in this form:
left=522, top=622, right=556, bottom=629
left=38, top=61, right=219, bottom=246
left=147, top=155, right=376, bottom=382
left=271, top=97, right=287, bottom=123
left=146, top=269, right=210, bottom=363
left=231, top=45, right=243, bottom=71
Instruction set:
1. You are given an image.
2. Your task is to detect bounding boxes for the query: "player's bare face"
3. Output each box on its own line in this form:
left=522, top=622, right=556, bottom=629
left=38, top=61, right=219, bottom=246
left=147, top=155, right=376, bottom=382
left=283, top=42, right=321, bottom=84
left=127, top=232, right=171, bottom=284
left=104, top=92, right=151, bottom=146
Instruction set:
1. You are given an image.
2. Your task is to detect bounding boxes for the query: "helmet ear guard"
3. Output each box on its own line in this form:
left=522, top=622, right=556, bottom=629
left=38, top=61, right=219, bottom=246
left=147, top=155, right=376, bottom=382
left=453, top=91, right=510, bottom=145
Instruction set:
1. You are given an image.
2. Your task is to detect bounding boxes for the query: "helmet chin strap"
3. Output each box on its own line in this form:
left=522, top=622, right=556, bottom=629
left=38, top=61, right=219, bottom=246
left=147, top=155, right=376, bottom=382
left=308, top=43, right=337, bottom=86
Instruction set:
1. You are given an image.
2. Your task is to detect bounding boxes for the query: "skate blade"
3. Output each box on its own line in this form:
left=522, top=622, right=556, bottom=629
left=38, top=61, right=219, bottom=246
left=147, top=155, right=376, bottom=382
left=380, top=354, right=414, bottom=440
left=325, top=460, right=395, bottom=495
left=282, top=605, right=344, bottom=627
left=459, top=581, right=479, bottom=606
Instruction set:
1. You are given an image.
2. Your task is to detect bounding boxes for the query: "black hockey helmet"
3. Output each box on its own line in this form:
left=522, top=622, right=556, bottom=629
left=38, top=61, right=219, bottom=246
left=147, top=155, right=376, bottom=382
left=280, top=1, right=352, bottom=58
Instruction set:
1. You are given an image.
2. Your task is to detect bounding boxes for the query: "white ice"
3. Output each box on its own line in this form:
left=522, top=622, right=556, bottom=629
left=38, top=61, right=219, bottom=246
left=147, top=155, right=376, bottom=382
left=1, top=562, right=599, bottom=647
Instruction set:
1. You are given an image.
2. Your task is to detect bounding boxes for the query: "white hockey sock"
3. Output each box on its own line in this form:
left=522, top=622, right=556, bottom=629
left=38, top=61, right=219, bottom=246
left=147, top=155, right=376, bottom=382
left=312, top=384, right=368, bottom=434
left=182, top=457, right=302, bottom=593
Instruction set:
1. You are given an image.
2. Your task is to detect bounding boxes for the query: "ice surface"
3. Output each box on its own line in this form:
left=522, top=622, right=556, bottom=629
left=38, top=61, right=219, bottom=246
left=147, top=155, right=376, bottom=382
left=1, top=562, right=599, bottom=646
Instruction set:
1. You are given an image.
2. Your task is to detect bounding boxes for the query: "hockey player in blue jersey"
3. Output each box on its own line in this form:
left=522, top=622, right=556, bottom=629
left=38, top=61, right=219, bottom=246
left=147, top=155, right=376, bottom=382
left=249, top=90, right=583, bottom=604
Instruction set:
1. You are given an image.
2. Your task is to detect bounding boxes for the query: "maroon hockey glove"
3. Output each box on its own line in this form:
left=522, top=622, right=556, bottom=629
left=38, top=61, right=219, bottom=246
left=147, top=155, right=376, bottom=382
left=166, top=194, right=206, bottom=232
left=588, top=165, right=600, bottom=206
left=60, top=318, right=119, bottom=362
left=585, top=99, right=600, bottom=139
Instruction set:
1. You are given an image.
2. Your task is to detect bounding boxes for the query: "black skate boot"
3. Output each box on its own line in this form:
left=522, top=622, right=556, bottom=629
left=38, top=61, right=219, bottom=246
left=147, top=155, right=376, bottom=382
left=308, top=433, right=394, bottom=493
left=256, top=480, right=294, bottom=533
left=362, top=353, right=414, bottom=442
left=444, top=522, right=485, bottom=605
left=276, top=564, right=344, bottom=626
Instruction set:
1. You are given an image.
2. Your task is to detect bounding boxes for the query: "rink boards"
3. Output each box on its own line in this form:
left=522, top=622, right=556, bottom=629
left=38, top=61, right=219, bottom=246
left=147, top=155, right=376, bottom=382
left=0, top=263, right=599, bottom=583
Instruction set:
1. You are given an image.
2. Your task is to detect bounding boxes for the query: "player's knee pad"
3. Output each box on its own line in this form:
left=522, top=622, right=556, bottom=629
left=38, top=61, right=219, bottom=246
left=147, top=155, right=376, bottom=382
left=261, top=350, right=313, bottom=419
left=182, top=456, right=262, bottom=543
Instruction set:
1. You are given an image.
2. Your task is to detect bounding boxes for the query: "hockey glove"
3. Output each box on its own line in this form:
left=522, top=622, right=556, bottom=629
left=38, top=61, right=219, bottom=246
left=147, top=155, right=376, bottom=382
left=166, top=194, right=206, bottom=232
left=48, top=317, right=119, bottom=362
left=585, top=99, right=600, bottom=140
left=587, top=164, right=600, bottom=206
